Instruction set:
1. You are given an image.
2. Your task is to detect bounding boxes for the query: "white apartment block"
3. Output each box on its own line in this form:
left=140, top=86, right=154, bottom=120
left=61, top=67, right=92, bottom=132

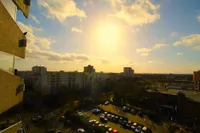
left=18, top=66, right=109, bottom=95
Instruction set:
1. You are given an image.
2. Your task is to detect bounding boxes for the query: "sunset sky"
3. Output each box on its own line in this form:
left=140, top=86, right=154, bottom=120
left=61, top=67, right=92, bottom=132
left=15, top=0, right=200, bottom=73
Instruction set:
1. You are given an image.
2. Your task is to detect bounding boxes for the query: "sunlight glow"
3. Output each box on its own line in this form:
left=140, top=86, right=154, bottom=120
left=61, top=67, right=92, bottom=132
left=97, top=23, right=121, bottom=51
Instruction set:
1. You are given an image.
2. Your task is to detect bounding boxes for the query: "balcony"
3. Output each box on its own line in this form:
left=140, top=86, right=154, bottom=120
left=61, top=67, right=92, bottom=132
left=0, top=69, right=24, bottom=114
left=0, top=1, right=26, bottom=58
left=0, top=121, right=22, bottom=133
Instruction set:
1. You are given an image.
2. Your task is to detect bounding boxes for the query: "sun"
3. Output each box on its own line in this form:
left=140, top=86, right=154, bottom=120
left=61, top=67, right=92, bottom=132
left=97, top=23, right=121, bottom=51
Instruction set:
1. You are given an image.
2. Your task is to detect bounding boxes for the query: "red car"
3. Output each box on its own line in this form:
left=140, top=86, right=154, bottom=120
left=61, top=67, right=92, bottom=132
left=112, top=129, right=119, bottom=133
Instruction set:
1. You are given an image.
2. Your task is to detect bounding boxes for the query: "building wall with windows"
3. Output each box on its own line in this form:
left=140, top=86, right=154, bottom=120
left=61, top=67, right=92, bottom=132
left=123, top=67, right=134, bottom=77
left=18, top=66, right=110, bottom=95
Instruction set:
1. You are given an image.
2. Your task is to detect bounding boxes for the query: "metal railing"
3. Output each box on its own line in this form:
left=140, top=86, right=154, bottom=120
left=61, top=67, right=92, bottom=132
left=16, top=114, right=28, bottom=133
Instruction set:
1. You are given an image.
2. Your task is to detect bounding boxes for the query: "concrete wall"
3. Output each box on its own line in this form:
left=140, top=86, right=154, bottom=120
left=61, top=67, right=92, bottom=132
left=0, top=1, right=25, bottom=58
left=0, top=121, right=21, bottom=133
left=0, top=69, right=24, bottom=114
left=12, top=0, right=30, bottom=18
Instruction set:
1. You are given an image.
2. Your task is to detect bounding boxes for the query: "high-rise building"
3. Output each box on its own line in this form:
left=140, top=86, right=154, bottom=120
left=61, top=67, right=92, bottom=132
left=123, top=67, right=134, bottom=77
left=193, top=70, right=200, bottom=91
left=0, top=0, right=31, bottom=132
left=193, top=70, right=200, bottom=82
left=84, top=65, right=95, bottom=73
left=32, top=66, right=47, bottom=74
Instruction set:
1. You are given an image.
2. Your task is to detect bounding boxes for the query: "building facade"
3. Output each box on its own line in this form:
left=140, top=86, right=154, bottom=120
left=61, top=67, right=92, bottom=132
left=123, top=67, right=134, bottom=77
left=84, top=65, right=95, bottom=73
left=18, top=66, right=110, bottom=95
left=0, top=0, right=31, bottom=132
left=193, top=70, right=200, bottom=90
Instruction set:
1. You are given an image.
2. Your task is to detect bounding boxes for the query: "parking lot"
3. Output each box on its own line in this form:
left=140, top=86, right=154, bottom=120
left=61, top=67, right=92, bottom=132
left=83, top=104, right=178, bottom=133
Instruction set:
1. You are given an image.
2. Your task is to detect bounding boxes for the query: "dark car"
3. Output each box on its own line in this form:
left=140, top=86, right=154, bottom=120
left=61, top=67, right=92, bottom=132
left=100, top=116, right=108, bottom=123
left=131, top=109, right=137, bottom=115
left=135, top=125, right=142, bottom=133
left=32, top=115, right=43, bottom=123
left=47, top=129, right=61, bottom=133
left=92, top=108, right=101, bottom=114
left=138, top=111, right=144, bottom=117
left=64, top=119, right=72, bottom=127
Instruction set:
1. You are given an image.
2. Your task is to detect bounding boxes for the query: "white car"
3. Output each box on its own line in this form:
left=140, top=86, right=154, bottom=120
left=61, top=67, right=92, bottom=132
left=105, top=101, right=110, bottom=105
left=77, top=128, right=85, bottom=133
left=108, top=128, right=113, bottom=132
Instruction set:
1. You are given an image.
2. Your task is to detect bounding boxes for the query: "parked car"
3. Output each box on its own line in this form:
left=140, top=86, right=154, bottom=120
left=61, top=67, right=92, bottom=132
left=135, top=125, right=142, bottom=133
left=32, top=115, right=43, bottom=123
left=141, top=126, right=151, bottom=133
left=89, top=119, right=96, bottom=124
left=107, top=128, right=113, bottom=132
left=64, top=119, right=71, bottom=127
left=47, top=129, right=61, bottom=133
left=92, top=108, right=101, bottom=114
left=138, top=111, right=144, bottom=117
left=59, top=115, right=66, bottom=121
left=77, top=128, right=86, bottom=133
left=122, top=106, right=127, bottom=111
left=105, top=101, right=110, bottom=105
left=112, top=129, right=118, bottom=133
left=104, top=125, right=110, bottom=130
left=131, top=109, right=137, bottom=115
left=95, top=121, right=100, bottom=126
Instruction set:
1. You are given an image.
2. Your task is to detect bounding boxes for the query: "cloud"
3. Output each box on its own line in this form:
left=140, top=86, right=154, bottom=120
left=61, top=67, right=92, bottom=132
left=84, top=0, right=94, bottom=6
left=17, top=21, right=55, bottom=49
left=153, top=44, right=169, bottom=49
left=112, top=0, right=160, bottom=26
left=148, top=60, right=165, bottom=64
left=32, top=27, right=44, bottom=32
left=94, top=57, right=110, bottom=64
left=30, top=14, right=40, bottom=24
left=197, top=14, right=200, bottom=22
left=131, top=28, right=140, bottom=33
left=193, top=45, right=200, bottom=50
left=37, top=0, right=86, bottom=22
left=173, top=34, right=200, bottom=46
left=17, top=21, right=33, bottom=33
left=136, top=48, right=152, bottom=53
left=171, top=32, right=177, bottom=37
left=17, top=21, right=43, bottom=33
left=26, top=48, right=90, bottom=62
left=141, top=53, right=151, bottom=56
left=177, top=52, right=183, bottom=56
left=17, top=21, right=109, bottom=64
left=136, top=43, right=168, bottom=56
left=71, top=27, right=83, bottom=33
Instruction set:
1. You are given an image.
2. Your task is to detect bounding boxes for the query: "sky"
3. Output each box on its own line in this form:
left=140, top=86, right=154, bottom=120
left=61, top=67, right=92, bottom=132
left=12, top=0, right=200, bottom=73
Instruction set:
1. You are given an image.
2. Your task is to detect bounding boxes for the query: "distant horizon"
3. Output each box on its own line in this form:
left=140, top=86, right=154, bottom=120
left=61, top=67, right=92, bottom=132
left=16, top=66, right=193, bottom=75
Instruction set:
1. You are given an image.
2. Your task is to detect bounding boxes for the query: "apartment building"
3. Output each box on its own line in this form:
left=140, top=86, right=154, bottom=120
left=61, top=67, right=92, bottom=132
left=193, top=70, right=200, bottom=90
left=123, top=67, right=134, bottom=77
left=18, top=66, right=109, bottom=95
left=0, top=0, right=31, bottom=132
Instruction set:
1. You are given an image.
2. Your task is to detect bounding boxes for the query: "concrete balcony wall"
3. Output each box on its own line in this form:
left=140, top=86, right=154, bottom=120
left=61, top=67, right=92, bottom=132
left=12, top=0, right=30, bottom=18
left=0, top=1, right=25, bottom=58
left=0, top=69, right=24, bottom=114
left=0, top=121, right=22, bottom=133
